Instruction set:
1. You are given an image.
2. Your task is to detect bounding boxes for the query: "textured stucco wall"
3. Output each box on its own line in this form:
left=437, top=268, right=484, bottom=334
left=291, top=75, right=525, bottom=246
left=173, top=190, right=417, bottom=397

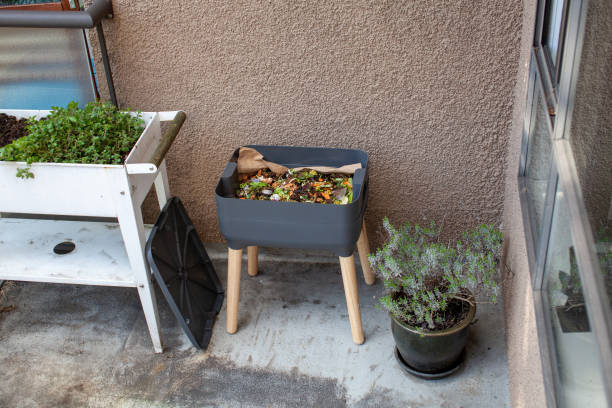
left=89, top=0, right=522, bottom=245
left=84, top=0, right=550, bottom=403
left=501, top=0, right=547, bottom=407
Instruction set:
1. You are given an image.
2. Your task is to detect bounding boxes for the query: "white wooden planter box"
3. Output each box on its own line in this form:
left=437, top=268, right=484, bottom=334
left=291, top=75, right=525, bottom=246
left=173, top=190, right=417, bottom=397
left=0, top=109, right=186, bottom=353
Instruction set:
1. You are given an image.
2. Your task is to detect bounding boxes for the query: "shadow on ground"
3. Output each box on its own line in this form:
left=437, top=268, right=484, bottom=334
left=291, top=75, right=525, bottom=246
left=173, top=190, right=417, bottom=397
left=0, top=253, right=509, bottom=407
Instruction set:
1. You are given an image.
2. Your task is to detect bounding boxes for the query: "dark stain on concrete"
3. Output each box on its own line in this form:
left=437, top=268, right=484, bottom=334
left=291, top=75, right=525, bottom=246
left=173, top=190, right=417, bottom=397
left=1, top=341, right=350, bottom=407
left=0, top=282, right=350, bottom=408
left=63, top=352, right=347, bottom=408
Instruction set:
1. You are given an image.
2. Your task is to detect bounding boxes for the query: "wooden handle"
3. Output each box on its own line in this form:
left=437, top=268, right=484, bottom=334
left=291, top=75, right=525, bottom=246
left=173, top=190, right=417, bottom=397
left=150, top=111, right=186, bottom=167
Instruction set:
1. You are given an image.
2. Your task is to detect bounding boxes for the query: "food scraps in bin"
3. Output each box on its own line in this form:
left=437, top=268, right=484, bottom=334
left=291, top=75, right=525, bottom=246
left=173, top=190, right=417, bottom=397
left=236, top=168, right=353, bottom=204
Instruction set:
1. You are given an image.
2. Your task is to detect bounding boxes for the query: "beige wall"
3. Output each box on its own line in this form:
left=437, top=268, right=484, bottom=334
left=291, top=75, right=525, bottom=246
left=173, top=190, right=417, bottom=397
left=501, top=0, right=548, bottom=407
left=90, top=0, right=522, bottom=244
left=88, top=0, right=551, bottom=404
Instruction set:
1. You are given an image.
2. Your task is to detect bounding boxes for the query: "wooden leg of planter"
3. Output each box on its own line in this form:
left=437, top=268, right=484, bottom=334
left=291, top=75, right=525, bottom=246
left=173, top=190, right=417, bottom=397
left=247, top=246, right=258, bottom=277
left=356, top=221, right=375, bottom=285
left=227, top=248, right=242, bottom=334
left=154, top=159, right=171, bottom=210
left=339, top=255, right=365, bottom=345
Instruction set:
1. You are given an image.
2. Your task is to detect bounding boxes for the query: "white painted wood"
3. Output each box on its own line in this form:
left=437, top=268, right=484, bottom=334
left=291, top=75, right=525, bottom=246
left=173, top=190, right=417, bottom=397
left=0, top=218, right=150, bottom=287
left=0, top=162, right=122, bottom=217
left=125, top=112, right=160, bottom=165
left=125, top=163, right=158, bottom=174
left=154, top=159, right=171, bottom=209
left=157, top=111, right=181, bottom=121
left=109, top=166, right=163, bottom=353
left=0, top=109, right=45, bottom=121
left=129, top=173, right=159, bottom=208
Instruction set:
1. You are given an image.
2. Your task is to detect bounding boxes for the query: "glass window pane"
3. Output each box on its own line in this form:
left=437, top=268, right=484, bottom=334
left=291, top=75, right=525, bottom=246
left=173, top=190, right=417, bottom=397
left=543, top=0, right=566, bottom=64
left=568, top=0, right=612, bottom=321
left=525, top=77, right=553, bottom=243
left=543, top=181, right=608, bottom=407
left=0, top=27, right=95, bottom=109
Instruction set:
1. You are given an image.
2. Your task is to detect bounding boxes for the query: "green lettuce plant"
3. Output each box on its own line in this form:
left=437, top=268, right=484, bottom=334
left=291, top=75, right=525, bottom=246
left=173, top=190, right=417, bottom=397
left=368, top=218, right=502, bottom=331
left=0, top=101, right=144, bottom=178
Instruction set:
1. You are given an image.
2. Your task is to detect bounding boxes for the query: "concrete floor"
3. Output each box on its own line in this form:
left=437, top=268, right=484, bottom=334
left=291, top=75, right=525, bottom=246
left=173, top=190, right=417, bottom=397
left=0, top=246, right=510, bottom=407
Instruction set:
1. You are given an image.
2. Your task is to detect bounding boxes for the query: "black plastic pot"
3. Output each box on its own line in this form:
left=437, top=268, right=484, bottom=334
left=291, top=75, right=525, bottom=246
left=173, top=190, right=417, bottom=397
left=391, top=301, right=476, bottom=379
left=215, top=145, right=368, bottom=257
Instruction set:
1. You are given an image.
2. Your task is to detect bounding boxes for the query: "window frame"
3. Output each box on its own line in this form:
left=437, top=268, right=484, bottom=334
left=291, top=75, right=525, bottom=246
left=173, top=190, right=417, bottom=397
left=0, top=1, right=77, bottom=11
left=0, top=0, right=100, bottom=104
left=519, top=0, right=612, bottom=406
left=534, top=0, right=571, bottom=91
left=518, top=51, right=561, bottom=406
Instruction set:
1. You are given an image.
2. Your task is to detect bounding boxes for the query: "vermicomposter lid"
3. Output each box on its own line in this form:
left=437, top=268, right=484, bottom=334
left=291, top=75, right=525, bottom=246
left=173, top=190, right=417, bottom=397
left=146, top=197, right=224, bottom=349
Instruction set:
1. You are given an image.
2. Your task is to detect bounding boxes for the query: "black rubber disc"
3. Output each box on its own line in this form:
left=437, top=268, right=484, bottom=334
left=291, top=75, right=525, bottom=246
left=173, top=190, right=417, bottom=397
left=53, top=241, right=75, bottom=254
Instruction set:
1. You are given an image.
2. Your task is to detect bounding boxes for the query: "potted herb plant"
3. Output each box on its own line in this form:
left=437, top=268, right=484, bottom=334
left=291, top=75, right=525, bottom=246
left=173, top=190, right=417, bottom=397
left=368, top=218, right=502, bottom=378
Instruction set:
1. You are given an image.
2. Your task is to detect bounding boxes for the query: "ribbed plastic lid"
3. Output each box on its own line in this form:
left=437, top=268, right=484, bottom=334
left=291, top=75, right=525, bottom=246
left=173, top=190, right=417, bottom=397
left=146, top=197, right=224, bottom=349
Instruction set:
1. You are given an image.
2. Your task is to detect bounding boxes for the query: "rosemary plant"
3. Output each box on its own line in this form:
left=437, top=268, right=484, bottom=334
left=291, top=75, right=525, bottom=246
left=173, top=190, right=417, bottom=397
left=369, top=218, right=502, bottom=331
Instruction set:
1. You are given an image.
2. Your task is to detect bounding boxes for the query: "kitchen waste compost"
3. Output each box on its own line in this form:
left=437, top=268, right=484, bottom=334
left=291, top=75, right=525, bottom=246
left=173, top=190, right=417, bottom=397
left=234, top=147, right=361, bottom=205
left=236, top=168, right=354, bottom=204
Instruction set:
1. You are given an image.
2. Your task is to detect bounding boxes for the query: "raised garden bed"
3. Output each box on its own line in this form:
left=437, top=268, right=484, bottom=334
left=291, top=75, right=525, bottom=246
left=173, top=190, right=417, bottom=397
left=0, top=107, right=183, bottom=217
left=0, top=102, right=146, bottom=179
left=0, top=106, right=186, bottom=353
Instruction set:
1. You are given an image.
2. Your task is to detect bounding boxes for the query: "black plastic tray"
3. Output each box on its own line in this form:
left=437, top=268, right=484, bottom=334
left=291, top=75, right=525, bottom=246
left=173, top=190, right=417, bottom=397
left=215, top=145, right=369, bottom=257
left=146, top=197, right=224, bottom=350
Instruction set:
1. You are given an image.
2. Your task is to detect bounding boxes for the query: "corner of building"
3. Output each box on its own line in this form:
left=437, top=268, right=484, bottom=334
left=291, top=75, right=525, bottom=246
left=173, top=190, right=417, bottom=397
left=501, top=0, right=548, bottom=406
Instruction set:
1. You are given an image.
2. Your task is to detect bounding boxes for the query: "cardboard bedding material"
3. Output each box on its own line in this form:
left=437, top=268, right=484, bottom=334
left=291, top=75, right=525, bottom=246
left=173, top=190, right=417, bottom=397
left=237, top=147, right=361, bottom=175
